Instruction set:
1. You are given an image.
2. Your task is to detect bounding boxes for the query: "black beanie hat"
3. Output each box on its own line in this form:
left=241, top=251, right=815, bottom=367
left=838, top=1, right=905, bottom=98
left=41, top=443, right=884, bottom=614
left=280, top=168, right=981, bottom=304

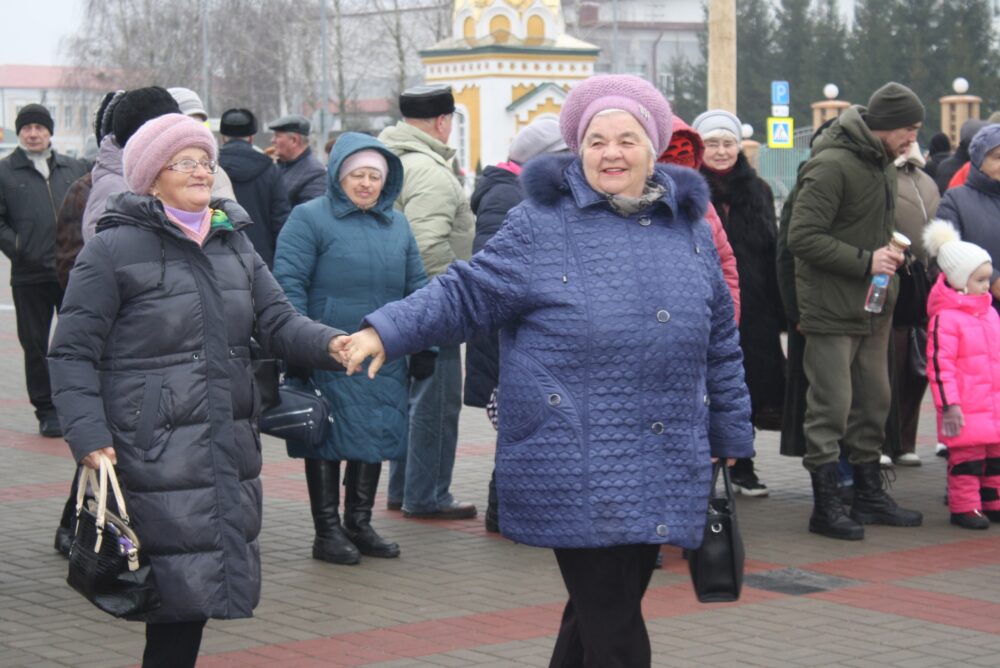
left=15, top=104, right=54, bottom=135
left=112, top=86, right=181, bottom=148
left=99, top=91, right=126, bottom=144
left=864, top=82, right=924, bottom=131
left=93, top=91, right=119, bottom=144
left=220, top=108, right=258, bottom=137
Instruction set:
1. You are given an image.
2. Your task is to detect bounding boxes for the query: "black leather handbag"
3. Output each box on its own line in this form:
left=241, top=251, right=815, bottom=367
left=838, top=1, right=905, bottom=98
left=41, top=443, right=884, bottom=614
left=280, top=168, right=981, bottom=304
left=688, top=462, right=745, bottom=603
left=259, top=380, right=332, bottom=448
left=67, top=455, right=160, bottom=618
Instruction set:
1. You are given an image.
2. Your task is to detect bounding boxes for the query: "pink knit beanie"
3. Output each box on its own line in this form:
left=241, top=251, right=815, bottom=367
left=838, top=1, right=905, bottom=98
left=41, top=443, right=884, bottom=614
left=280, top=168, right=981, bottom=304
left=123, top=113, right=217, bottom=195
left=560, top=74, right=673, bottom=155
left=338, top=149, right=388, bottom=182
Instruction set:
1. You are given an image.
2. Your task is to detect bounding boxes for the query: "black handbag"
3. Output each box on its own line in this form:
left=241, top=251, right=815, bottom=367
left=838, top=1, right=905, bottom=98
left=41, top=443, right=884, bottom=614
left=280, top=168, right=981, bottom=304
left=67, top=455, right=160, bottom=618
left=259, top=379, right=333, bottom=448
left=688, top=462, right=745, bottom=603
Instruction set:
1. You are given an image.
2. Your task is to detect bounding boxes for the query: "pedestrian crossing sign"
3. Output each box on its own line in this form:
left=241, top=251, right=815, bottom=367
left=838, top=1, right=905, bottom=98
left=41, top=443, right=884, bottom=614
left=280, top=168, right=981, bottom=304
left=767, top=117, right=794, bottom=149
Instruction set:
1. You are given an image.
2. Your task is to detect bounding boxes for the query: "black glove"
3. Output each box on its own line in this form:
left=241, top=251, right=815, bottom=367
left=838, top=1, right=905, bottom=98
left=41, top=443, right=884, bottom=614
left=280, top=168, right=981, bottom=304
left=408, top=350, right=437, bottom=381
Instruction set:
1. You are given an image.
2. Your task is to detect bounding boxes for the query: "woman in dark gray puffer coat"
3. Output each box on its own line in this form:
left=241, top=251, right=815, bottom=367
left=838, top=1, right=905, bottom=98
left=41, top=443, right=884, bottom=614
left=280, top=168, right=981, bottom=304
left=48, top=114, right=347, bottom=668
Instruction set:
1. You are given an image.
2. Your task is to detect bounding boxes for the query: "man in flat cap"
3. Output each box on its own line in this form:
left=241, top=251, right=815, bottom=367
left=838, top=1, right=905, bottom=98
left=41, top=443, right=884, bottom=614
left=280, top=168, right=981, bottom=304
left=787, top=81, right=925, bottom=540
left=0, top=103, right=87, bottom=436
left=219, top=108, right=290, bottom=267
left=268, top=114, right=326, bottom=207
left=378, top=83, right=476, bottom=520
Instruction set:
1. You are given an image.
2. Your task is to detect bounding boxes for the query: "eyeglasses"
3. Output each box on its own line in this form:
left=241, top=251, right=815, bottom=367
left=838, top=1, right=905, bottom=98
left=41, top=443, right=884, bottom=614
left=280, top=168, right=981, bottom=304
left=165, top=159, right=218, bottom=174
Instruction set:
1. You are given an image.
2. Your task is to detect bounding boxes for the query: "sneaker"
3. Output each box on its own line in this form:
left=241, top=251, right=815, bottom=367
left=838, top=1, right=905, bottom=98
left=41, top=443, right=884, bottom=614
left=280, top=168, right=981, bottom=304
left=935, top=443, right=948, bottom=458
left=951, top=510, right=990, bottom=530
left=895, top=453, right=921, bottom=467
left=879, top=454, right=893, bottom=468
left=731, top=473, right=769, bottom=497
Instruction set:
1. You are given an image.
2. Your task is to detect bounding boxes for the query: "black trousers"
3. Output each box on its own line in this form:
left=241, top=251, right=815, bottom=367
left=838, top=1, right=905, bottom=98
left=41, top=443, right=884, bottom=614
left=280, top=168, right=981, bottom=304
left=550, top=543, right=661, bottom=668
left=11, top=281, right=62, bottom=419
left=143, top=619, right=207, bottom=668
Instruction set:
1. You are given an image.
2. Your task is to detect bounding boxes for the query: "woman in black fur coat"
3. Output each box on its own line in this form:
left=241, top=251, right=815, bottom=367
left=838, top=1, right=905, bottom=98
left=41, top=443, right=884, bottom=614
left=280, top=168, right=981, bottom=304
left=693, top=110, right=786, bottom=496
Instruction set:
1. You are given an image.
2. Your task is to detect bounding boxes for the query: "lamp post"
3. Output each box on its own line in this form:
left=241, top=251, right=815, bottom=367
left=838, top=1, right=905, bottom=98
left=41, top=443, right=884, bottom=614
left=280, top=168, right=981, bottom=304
left=810, top=83, right=849, bottom=129
left=707, top=0, right=736, bottom=112
left=939, top=77, right=981, bottom=148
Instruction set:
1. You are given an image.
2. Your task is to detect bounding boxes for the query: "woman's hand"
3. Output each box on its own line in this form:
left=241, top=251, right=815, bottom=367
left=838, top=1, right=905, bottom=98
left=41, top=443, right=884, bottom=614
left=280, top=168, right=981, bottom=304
left=343, top=328, right=386, bottom=379
left=711, top=457, right=736, bottom=467
left=81, top=446, right=117, bottom=470
left=328, top=335, right=350, bottom=365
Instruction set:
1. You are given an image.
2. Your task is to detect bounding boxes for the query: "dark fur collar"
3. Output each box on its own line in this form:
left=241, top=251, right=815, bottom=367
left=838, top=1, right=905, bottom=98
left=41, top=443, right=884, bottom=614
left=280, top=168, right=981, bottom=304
left=520, top=153, right=710, bottom=224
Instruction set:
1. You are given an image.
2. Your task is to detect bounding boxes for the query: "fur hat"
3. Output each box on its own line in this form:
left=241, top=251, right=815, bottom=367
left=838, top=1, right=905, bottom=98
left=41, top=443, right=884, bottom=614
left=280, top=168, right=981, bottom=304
left=864, top=82, right=924, bottom=131
left=123, top=113, right=217, bottom=195
left=220, top=108, right=258, bottom=137
left=15, top=104, right=53, bottom=135
left=509, top=117, right=568, bottom=164
left=923, top=219, right=992, bottom=291
left=559, top=74, right=673, bottom=155
left=969, top=124, right=1000, bottom=169
left=112, top=87, right=181, bottom=148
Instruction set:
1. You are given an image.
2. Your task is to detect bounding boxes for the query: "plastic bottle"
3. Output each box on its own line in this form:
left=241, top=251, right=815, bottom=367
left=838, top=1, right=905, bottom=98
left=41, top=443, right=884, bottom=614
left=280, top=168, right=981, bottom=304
left=864, top=232, right=911, bottom=314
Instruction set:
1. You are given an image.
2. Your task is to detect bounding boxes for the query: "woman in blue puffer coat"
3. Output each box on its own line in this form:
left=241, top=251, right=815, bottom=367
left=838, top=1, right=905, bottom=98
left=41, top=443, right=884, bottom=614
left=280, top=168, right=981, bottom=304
left=339, top=76, right=753, bottom=667
left=273, top=132, right=428, bottom=565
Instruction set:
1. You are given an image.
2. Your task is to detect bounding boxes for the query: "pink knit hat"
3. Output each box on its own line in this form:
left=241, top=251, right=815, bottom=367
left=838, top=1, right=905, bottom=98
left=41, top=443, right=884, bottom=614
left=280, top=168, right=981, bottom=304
left=123, top=113, right=217, bottom=195
left=338, top=149, right=388, bottom=182
left=560, top=74, right=673, bottom=155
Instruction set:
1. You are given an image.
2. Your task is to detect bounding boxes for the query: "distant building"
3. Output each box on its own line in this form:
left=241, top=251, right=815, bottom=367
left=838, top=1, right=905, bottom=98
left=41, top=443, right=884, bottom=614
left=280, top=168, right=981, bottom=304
left=0, top=65, right=117, bottom=158
left=563, top=0, right=704, bottom=92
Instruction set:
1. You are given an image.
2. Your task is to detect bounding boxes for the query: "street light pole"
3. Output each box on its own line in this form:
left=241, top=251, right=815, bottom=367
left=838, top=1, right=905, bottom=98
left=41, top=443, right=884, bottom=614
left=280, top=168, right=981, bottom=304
left=321, top=0, right=329, bottom=146
left=707, top=0, right=736, bottom=113
left=201, top=0, right=210, bottom=115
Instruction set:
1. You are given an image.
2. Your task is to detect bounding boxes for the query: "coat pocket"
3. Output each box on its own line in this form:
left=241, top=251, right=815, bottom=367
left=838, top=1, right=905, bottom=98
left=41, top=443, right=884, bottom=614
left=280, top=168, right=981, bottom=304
left=133, top=374, right=165, bottom=460
left=497, top=351, right=578, bottom=446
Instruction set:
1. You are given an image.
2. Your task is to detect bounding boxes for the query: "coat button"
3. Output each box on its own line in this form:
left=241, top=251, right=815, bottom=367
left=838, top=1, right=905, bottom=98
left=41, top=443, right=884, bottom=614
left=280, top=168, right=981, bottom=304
left=548, top=393, right=562, bottom=406
left=193, top=352, right=200, bottom=360
left=695, top=245, right=702, bottom=254
left=164, top=423, right=172, bottom=431
left=656, top=524, right=668, bottom=537
left=229, top=348, right=236, bottom=356
left=651, top=421, right=664, bottom=434
left=704, top=395, right=711, bottom=407
left=638, top=216, right=651, bottom=226
left=656, top=309, right=671, bottom=323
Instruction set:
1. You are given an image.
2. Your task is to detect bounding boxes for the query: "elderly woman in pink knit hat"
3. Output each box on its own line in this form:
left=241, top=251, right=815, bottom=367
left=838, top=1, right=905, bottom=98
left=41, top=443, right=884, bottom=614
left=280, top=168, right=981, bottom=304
left=48, top=113, right=348, bottom=668
left=341, top=75, right=753, bottom=666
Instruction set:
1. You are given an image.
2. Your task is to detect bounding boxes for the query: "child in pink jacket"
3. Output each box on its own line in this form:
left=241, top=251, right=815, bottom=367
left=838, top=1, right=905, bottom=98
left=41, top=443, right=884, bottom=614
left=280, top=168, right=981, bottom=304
left=924, top=219, right=1000, bottom=529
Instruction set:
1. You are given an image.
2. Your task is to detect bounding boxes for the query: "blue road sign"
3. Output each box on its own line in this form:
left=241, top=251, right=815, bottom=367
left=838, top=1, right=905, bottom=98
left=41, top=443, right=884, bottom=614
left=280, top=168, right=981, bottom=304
left=771, top=81, right=790, bottom=106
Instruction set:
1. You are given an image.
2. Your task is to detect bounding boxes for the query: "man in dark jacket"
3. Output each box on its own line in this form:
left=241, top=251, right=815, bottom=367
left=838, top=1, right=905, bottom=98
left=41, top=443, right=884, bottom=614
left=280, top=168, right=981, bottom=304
left=219, top=108, right=291, bottom=267
left=787, top=82, right=924, bottom=540
left=935, top=119, right=988, bottom=195
left=268, top=114, right=326, bottom=207
left=0, top=104, right=87, bottom=436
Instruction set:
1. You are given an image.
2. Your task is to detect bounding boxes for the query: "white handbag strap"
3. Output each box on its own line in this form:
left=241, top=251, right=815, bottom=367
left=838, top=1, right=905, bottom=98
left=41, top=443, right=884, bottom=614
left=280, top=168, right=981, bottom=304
left=75, top=454, right=131, bottom=553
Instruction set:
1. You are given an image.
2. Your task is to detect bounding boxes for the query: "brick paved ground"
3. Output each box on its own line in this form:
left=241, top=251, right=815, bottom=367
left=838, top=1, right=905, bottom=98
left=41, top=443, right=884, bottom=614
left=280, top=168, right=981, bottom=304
left=1, top=254, right=999, bottom=668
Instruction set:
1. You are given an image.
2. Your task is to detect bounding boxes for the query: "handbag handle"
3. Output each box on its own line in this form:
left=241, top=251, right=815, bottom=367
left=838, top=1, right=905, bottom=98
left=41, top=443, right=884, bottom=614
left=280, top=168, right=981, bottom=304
left=75, top=454, right=131, bottom=552
left=709, top=461, right=736, bottom=502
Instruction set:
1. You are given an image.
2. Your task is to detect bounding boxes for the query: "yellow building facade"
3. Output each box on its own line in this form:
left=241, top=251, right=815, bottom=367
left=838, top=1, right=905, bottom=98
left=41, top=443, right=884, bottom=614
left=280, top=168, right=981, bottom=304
left=421, top=0, right=599, bottom=172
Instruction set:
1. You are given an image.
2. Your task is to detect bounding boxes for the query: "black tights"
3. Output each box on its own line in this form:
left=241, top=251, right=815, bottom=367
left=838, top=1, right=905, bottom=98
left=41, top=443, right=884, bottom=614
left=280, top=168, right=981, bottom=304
left=143, top=619, right=207, bottom=668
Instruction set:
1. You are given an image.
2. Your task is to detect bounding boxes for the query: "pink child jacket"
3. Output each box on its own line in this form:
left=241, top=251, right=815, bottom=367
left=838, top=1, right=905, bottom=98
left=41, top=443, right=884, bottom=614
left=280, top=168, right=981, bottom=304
left=926, top=273, right=1000, bottom=447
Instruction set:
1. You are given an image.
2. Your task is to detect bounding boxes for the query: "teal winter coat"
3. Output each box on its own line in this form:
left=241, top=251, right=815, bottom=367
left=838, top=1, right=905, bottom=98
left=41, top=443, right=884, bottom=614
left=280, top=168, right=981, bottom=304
left=273, top=133, right=428, bottom=462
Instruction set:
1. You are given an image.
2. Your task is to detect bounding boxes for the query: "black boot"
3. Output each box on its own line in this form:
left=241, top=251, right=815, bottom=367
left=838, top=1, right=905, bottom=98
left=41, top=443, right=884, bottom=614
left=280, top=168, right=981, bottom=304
left=485, top=470, right=500, bottom=533
left=343, top=461, right=400, bottom=558
left=850, top=461, right=923, bottom=527
left=809, top=463, right=864, bottom=540
left=304, top=459, right=360, bottom=564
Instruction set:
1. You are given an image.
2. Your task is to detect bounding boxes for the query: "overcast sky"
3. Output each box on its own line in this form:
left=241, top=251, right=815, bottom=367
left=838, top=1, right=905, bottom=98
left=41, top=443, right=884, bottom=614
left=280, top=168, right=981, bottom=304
left=0, top=0, right=83, bottom=66
left=3, top=0, right=857, bottom=68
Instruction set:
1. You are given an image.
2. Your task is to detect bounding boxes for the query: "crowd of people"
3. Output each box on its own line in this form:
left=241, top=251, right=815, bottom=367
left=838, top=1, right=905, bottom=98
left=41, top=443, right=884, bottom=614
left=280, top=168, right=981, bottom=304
left=0, top=72, right=997, bottom=666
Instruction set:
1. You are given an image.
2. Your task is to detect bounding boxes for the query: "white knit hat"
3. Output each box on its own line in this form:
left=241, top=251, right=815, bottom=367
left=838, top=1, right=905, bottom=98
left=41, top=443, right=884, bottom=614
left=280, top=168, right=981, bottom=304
left=923, top=219, right=993, bottom=291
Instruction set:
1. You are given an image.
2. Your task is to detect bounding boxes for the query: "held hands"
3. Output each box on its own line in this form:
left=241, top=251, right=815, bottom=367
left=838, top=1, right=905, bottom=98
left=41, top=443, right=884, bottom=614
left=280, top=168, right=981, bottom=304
left=328, top=335, right=350, bottom=365
left=942, top=405, right=964, bottom=437
left=81, top=446, right=116, bottom=470
left=871, top=245, right=905, bottom=276
left=342, top=328, right=387, bottom=379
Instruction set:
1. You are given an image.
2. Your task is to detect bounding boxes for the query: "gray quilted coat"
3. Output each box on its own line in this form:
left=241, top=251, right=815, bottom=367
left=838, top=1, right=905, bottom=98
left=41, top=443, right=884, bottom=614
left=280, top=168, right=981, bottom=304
left=49, top=194, right=344, bottom=622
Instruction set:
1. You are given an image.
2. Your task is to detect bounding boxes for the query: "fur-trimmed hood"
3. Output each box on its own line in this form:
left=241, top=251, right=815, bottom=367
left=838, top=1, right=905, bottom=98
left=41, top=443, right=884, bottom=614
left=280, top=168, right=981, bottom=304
left=520, top=153, right=710, bottom=225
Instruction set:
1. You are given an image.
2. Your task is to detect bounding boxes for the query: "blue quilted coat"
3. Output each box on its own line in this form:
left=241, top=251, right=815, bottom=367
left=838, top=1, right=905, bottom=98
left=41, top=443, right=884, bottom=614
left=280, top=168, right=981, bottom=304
left=273, top=133, right=428, bottom=463
left=365, top=154, right=754, bottom=549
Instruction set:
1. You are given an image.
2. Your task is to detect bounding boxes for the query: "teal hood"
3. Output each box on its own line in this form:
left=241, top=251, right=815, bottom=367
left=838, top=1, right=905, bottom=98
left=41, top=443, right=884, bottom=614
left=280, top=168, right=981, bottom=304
left=325, top=132, right=404, bottom=220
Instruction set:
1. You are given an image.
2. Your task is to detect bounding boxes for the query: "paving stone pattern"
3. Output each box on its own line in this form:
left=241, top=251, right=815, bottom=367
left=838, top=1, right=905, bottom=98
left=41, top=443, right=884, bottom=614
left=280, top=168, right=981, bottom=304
left=1, top=255, right=999, bottom=667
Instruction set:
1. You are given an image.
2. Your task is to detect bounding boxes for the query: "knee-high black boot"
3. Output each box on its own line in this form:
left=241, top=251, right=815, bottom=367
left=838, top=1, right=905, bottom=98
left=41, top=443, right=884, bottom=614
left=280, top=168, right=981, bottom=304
left=304, top=458, right=360, bottom=564
left=344, top=461, right=400, bottom=558
left=486, top=469, right=500, bottom=533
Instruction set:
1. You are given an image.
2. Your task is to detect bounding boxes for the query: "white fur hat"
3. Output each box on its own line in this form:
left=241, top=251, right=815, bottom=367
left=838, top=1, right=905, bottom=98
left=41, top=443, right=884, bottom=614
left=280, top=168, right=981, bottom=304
left=923, top=219, right=992, bottom=291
